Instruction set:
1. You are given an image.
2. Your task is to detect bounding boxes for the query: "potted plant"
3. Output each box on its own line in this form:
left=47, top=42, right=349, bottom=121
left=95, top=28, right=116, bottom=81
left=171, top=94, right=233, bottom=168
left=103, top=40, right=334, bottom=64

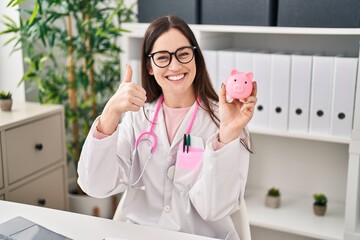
left=265, top=187, right=281, bottom=208
left=1, top=0, right=135, bottom=218
left=0, top=90, right=13, bottom=111
left=313, top=193, right=327, bottom=216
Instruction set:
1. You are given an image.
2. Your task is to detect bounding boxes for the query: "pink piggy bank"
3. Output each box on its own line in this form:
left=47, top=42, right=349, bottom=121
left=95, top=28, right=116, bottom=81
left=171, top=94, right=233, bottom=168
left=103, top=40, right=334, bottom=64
left=225, top=69, right=253, bottom=102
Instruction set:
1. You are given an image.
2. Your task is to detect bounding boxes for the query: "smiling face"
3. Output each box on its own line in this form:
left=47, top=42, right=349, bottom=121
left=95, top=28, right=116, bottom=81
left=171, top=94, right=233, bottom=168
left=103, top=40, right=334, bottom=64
left=148, top=28, right=196, bottom=107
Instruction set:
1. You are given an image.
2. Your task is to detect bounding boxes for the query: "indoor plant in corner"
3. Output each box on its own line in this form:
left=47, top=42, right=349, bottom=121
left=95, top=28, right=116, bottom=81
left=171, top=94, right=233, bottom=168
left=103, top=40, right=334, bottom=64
left=1, top=0, right=135, bottom=218
left=0, top=90, right=13, bottom=112
left=265, top=187, right=281, bottom=208
left=313, top=193, right=327, bottom=216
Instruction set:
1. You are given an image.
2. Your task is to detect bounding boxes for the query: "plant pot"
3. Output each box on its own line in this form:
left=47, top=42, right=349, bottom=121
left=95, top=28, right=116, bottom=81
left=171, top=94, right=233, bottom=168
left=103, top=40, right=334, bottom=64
left=313, top=204, right=327, bottom=216
left=0, top=99, right=12, bottom=111
left=68, top=192, right=120, bottom=219
left=265, top=195, right=281, bottom=208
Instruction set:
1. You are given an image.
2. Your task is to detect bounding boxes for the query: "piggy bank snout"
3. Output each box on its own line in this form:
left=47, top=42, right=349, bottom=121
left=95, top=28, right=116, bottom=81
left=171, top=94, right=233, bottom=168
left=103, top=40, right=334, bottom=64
left=232, top=81, right=250, bottom=92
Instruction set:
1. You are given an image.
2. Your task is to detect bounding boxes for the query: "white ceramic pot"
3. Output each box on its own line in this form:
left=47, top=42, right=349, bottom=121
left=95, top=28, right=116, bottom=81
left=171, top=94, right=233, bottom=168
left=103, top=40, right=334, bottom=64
left=68, top=192, right=119, bottom=219
left=265, top=195, right=281, bottom=208
left=0, top=99, right=12, bottom=111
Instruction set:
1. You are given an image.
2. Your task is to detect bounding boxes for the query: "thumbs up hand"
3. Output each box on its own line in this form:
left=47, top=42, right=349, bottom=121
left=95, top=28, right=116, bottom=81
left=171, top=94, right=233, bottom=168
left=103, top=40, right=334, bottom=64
left=97, top=64, right=147, bottom=135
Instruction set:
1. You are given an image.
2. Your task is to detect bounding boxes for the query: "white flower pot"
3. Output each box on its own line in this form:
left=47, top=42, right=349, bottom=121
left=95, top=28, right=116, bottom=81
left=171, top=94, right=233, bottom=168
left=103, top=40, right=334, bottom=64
left=265, top=195, right=281, bottom=208
left=68, top=192, right=120, bottom=219
left=0, top=99, right=12, bottom=111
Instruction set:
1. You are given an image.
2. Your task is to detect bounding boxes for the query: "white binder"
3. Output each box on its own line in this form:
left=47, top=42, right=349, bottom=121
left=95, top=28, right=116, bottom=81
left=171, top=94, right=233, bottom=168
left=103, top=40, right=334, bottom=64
left=330, top=57, right=358, bottom=137
left=248, top=52, right=271, bottom=129
left=288, top=54, right=313, bottom=133
left=217, top=49, right=235, bottom=92
left=203, top=50, right=218, bottom=89
left=269, top=53, right=291, bottom=130
left=309, top=56, right=335, bottom=135
left=235, top=51, right=253, bottom=72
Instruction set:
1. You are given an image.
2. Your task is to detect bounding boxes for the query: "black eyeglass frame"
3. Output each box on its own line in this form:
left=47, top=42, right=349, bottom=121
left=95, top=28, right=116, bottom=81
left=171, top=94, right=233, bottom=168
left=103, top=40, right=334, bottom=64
left=148, top=46, right=197, bottom=68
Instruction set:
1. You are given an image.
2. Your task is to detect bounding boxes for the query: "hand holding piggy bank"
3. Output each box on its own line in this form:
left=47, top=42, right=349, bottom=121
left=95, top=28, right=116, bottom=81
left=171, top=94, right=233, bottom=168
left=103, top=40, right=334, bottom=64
left=225, top=69, right=253, bottom=102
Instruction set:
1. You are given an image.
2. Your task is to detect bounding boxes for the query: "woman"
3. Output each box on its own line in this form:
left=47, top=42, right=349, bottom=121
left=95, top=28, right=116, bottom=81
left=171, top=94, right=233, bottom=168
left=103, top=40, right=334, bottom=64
left=78, top=16, right=257, bottom=240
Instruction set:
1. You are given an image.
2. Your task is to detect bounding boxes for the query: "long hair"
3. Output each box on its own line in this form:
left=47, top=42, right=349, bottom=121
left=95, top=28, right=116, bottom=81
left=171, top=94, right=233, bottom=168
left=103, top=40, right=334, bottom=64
left=140, top=16, right=252, bottom=152
left=140, top=15, right=220, bottom=127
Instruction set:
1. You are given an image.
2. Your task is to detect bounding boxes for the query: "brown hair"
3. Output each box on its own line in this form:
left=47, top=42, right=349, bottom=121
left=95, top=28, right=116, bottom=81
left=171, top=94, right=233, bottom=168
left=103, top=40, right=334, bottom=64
left=140, top=16, right=252, bottom=152
left=140, top=15, right=220, bottom=127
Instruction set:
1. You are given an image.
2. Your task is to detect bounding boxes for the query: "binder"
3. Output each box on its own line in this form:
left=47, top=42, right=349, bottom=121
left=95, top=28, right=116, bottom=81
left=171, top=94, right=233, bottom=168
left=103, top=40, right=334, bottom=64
left=203, top=50, right=218, bottom=89
left=235, top=51, right=253, bottom=72
left=248, top=52, right=271, bottom=129
left=269, top=53, right=291, bottom=130
left=288, top=54, right=313, bottom=133
left=330, top=57, right=358, bottom=137
left=309, top=56, right=335, bottom=135
left=217, top=49, right=235, bottom=92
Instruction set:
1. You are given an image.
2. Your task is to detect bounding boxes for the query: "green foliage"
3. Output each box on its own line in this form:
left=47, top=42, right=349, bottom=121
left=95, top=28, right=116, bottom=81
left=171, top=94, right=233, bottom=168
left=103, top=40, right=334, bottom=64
left=1, top=0, right=135, bottom=181
left=267, top=187, right=280, bottom=197
left=0, top=91, right=12, bottom=99
left=313, top=193, right=327, bottom=206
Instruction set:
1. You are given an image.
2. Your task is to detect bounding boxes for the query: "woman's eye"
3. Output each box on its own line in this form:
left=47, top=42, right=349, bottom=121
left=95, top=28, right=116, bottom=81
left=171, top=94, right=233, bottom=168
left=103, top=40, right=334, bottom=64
left=156, top=55, right=170, bottom=62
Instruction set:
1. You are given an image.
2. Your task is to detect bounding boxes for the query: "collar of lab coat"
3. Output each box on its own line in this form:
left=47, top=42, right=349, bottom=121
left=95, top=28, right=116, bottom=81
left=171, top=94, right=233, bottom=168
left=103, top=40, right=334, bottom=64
left=145, top=97, right=202, bottom=151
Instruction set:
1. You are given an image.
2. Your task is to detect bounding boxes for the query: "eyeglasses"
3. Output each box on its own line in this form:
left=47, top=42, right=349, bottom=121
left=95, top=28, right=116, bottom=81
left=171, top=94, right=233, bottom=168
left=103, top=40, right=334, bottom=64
left=148, top=46, right=196, bottom=68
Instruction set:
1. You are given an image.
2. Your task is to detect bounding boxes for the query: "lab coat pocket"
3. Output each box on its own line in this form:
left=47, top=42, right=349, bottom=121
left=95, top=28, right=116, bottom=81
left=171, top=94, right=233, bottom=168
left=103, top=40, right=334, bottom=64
left=174, top=143, right=204, bottom=190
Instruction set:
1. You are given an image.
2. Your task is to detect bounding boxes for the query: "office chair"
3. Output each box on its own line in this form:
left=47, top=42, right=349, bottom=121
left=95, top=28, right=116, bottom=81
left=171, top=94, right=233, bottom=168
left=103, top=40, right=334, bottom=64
left=113, top=191, right=251, bottom=240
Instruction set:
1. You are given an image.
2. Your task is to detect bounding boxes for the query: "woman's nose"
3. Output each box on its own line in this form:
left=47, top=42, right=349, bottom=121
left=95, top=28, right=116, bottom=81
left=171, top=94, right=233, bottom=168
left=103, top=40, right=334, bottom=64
left=168, top=55, right=182, bottom=71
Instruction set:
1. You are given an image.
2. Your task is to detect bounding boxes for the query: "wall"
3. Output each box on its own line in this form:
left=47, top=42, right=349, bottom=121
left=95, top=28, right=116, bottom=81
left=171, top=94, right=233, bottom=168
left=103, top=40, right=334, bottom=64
left=0, top=1, right=25, bottom=102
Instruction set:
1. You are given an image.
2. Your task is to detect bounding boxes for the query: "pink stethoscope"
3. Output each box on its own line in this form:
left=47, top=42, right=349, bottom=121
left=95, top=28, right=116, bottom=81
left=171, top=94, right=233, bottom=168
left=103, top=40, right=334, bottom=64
left=124, top=95, right=199, bottom=190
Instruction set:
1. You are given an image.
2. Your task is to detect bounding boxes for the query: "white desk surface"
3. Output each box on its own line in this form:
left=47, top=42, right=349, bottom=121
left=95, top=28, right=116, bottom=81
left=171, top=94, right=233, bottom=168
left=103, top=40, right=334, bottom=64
left=0, top=200, right=219, bottom=240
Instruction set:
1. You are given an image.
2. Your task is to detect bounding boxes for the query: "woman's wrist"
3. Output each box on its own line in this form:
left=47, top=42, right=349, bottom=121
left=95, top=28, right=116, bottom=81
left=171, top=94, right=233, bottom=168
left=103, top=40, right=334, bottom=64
left=219, top=127, right=241, bottom=144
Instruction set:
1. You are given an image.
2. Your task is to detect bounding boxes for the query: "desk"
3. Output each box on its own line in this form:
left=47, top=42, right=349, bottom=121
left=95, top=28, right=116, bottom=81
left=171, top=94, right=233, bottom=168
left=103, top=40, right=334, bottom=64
left=0, top=200, right=218, bottom=240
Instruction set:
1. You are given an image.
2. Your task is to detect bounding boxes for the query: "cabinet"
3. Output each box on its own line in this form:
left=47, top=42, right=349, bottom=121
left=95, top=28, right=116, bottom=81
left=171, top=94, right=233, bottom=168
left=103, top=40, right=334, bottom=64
left=0, top=102, right=68, bottom=210
left=120, top=23, right=360, bottom=240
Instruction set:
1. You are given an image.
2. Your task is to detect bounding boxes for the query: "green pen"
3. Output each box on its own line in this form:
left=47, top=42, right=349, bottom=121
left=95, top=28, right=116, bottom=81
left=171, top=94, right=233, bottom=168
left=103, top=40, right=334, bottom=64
left=187, top=134, right=191, bottom=153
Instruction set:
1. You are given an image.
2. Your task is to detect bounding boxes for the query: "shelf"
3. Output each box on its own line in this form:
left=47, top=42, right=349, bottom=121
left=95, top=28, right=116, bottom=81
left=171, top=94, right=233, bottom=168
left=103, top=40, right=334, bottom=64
left=245, top=188, right=345, bottom=240
left=249, top=127, right=352, bottom=144
left=122, top=23, right=360, bottom=36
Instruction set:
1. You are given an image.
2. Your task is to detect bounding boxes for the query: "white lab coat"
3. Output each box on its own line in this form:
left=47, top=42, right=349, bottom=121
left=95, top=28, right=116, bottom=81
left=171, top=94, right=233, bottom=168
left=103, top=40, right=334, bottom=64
left=78, top=98, right=250, bottom=240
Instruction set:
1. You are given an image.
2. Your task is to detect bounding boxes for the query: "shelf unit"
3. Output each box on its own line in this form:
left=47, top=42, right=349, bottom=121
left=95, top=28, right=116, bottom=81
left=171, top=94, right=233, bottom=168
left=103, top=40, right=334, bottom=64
left=120, top=23, right=360, bottom=240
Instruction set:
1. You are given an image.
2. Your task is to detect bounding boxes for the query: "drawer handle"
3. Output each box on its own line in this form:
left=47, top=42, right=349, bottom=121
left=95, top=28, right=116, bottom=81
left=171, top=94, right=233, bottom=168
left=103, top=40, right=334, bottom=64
left=35, top=143, right=43, bottom=151
left=37, top=198, right=46, bottom=206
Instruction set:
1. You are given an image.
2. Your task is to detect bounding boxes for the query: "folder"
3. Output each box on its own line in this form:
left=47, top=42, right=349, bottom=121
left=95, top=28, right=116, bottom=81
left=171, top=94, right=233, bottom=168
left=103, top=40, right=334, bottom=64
left=235, top=51, right=253, bottom=72
left=248, top=52, right=271, bottom=129
left=309, top=56, right=335, bottom=135
left=203, top=50, right=218, bottom=89
left=269, top=53, right=291, bottom=130
left=129, top=59, right=141, bottom=85
left=330, top=57, right=358, bottom=137
left=288, top=54, right=313, bottom=133
left=217, top=49, right=235, bottom=92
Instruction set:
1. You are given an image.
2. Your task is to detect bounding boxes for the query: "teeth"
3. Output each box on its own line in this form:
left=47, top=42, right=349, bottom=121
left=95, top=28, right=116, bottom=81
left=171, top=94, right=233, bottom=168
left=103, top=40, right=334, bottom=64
left=167, top=74, right=185, bottom=81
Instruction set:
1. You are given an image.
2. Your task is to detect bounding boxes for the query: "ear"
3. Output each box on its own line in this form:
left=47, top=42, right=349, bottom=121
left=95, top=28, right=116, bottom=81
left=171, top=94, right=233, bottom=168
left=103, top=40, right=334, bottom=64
left=230, top=69, right=239, bottom=75
left=149, top=65, right=154, bottom=75
left=245, top=72, right=253, bottom=79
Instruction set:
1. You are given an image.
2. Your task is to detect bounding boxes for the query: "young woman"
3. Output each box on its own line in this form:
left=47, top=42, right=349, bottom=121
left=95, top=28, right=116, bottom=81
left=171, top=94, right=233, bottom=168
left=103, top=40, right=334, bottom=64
left=77, top=16, right=257, bottom=240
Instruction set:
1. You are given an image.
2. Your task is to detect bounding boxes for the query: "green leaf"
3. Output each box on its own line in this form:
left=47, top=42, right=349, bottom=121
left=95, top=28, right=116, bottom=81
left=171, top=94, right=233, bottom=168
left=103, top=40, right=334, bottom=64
left=3, top=36, right=17, bottom=46
left=28, top=2, right=40, bottom=25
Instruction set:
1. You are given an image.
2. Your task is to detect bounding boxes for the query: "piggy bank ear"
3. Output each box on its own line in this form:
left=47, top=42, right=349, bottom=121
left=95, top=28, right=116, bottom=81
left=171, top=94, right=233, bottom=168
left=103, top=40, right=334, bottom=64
left=230, top=69, right=239, bottom=75
left=245, top=72, right=253, bottom=80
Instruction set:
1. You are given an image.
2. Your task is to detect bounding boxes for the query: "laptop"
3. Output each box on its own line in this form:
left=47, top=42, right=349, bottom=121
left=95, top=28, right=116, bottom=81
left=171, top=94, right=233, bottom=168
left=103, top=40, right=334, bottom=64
left=0, top=216, right=72, bottom=240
